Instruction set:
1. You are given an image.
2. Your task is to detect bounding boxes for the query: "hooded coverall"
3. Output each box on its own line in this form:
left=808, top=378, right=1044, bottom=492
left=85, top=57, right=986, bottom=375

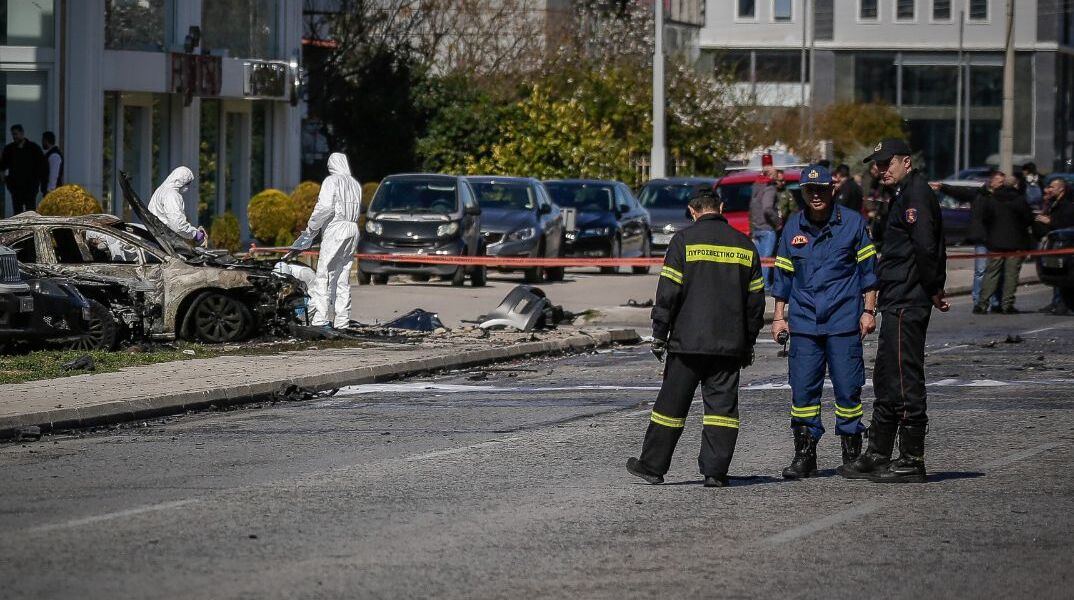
left=148, top=166, right=200, bottom=241
left=304, top=153, right=362, bottom=328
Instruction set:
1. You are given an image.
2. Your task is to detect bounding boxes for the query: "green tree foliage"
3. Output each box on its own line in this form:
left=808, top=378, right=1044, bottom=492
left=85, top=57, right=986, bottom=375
left=290, top=181, right=321, bottom=235
left=247, top=189, right=296, bottom=246
left=814, top=101, right=907, bottom=164
left=209, top=211, right=242, bottom=253
left=415, top=75, right=505, bottom=174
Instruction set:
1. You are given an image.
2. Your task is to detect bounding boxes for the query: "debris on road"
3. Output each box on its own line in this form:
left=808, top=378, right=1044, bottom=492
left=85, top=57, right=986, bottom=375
left=272, top=384, right=339, bottom=402
left=61, top=355, right=96, bottom=372
left=479, top=285, right=575, bottom=332
left=1005, top=335, right=1024, bottom=344
left=621, top=298, right=654, bottom=308
left=384, top=309, right=445, bottom=332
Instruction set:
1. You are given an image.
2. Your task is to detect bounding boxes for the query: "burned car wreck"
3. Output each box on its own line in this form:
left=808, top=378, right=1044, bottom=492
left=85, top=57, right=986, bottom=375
left=0, top=173, right=309, bottom=349
left=1, top=245, right=96, bottom=351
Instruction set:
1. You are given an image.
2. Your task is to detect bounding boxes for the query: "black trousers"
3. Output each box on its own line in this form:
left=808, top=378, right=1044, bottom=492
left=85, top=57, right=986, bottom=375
left=871, top=306, right=932, bottom=427
left=638, top=353, right=741, bottom=477
left=8, top=187, right=37, bottom=215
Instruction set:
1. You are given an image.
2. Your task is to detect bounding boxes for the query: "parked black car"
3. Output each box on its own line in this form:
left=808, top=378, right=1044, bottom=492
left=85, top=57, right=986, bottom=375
left=358, top=174, right=487, bottom=287
left=543, top=179, right=652, bottom=275
left=466, top=176, right=565, bottom=283
left=638, top=177, right=718, bottom=252
left=1, top=245, right=92, bottom=352
left=1036, top=227, right=1074, bottom=308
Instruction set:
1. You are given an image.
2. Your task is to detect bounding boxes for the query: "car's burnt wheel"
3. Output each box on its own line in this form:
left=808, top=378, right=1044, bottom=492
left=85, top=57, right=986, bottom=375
left=69, top=299, right=119, bottom=351
left=190, top=292, right=251, bottom=343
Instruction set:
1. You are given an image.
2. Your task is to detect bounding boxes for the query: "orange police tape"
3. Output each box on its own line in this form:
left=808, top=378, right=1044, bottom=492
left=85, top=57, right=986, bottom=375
left=247, top=245, right=1074, bottom=269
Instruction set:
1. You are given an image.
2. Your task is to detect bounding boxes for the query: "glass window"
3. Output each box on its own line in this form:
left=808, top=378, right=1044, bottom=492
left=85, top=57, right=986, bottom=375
left=251, top=102, right=268, bottom=194
left=854, top=53, right=897, bottom=104
left=105, top=0, right=164, bottom=51
left=716, top=50, right=752, bottom=82
left=199, top=100, right=220, bottom=224
left=737, top=0, right=756, bottom=19
left=545, top=183, right=616, bottom=212
left=896, top=0, right=915, bottom=21
left=969, top=0, right=988, bottom=21
left=773, top=0, right=793, bottom=22
left=969, top=65, right=1002, bottom=106
left=201, top=0, right=276, bottom=59
left=370, top=178, right=460, bottom=214
left=713, top=183, right=752, bottom=213
left=470, top=181, right=536, bottom=210
left=860, top=0, right=878, bottom=20
left=0, top=0, right=55, bottom=46
left=755, top=52, right=805, bottom=83
left=639, top=184, right=697, bottom=209
left=932, top=0, right=951, bottom=20
left=103, top=93, right=117, bottom=214
left=902, top=65, right=958, bottom=105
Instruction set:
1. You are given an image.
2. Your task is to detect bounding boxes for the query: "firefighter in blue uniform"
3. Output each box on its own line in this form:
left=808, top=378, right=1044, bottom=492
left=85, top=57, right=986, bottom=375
left=771, top=164, right=879, bottom=478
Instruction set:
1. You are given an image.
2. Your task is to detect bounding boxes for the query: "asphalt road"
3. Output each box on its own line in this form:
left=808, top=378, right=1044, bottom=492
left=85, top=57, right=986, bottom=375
left=1, top=285, right=1072, bottom=599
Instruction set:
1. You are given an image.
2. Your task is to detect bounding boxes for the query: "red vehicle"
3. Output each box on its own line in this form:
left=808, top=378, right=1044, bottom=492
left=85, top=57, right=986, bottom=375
left=715, top=169, right=803, bottom=235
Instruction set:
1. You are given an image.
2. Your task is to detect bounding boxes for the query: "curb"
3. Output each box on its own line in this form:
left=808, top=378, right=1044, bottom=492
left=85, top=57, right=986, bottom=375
left=0, top=328, right=641, bottom=439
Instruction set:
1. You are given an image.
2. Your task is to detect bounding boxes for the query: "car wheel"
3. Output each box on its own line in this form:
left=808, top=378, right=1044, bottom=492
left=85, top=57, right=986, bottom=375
left=373, top=274, right=390, bottom=285
left=524, top=243, right=545, bottom=283
left=411, top=274, right=431, bottom=282
left=357, top=268, right=372, bottom=285
left=632, top=235, right=652, bottom=275
left=600, top=238, right=621, bottom=275
left=451, top=266, right=466, bottom=287
left=68, top=299, right=119, bottom=351
left=190, top=292, right=252, bottom=343
left=471, top=264, right=487, bottom=287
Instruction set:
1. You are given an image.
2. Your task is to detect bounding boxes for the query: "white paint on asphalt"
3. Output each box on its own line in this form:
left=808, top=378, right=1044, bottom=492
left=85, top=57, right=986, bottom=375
left=330, top=383, right=662, bottom=397
left=759, top=501, right=882, bottom=545
left=28, top=499, right=199, bottom=533
left=405, top=437, right=522, bottom=462
left=976, top=442, right=1063, bottom=471
left=929, top=344, right=971, bottom=354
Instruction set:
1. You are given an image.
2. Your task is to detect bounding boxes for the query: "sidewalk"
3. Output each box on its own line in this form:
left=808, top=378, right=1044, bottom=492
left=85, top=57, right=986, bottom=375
left=0, top=327, right=640, bottom=437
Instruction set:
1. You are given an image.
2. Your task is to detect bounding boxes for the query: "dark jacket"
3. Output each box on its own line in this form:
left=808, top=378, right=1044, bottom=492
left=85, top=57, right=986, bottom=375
left=834, top=178, right=864, bottom=213
left=976, top=186, right=1033, bottom=251
left=652, top=213, right=765, bottom=358
left=0, top=140, right=46, bottom=194
left=1042, top=194, right=1074, bottom=233
left=940, top=182, right=992, bottom=245
left=749, top=180, right=779, bottom=234
left=877, top=171, right=947, bottom=310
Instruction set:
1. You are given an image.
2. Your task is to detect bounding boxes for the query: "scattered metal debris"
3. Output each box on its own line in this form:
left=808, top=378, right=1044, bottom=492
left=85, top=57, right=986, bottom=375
left=479, top=285, right=575, bottom=331
left=272, top=384, right=339, bottom=402
left=621, top=298, right=654, bottom=308
left=61, top=355, right=96, bottom=372
left=1004, top=335, right=1024, bottom=344
left=384, top=309, right=445, bottom=332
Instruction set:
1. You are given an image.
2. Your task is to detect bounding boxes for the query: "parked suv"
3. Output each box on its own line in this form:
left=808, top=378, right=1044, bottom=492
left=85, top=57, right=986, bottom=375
left=358, top=174, right=487, bottom=287
left=466, top=176, right=565, bottom=283
left=543, top=179, right=652, bottom=275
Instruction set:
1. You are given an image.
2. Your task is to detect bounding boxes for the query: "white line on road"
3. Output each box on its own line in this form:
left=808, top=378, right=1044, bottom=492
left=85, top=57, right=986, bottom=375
left=759, top=501, right=882, bottom=545
left=976, top=442, right=1063, bottom=471
left=929, top=344, right=971, bottom=354
left=28, top=499, right=199, bottom=534
left=404, top=437, right=523, bottom=462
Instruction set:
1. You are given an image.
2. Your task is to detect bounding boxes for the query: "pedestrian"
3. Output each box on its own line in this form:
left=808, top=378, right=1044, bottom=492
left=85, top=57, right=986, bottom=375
left=863, top=162, right=892, bottom=246
left=838, top=139, right=948, bottom=484
left=832, top=164, right=864, bottom=213
left=774, top=169, right=799, bottom=224
left=298, top=152, right=362, bottom=330
left=931, top=170, right=1005, bottom=312
left=626, top=188, right=765, bottom=488
left=0, top=124, right=46, bottom=216
left=771, top=164, right=878, bottom=478
left=749, top=154, right=780, bottom=290
left=1035, top=177, right=1074, bottom=315
left=148, top=166, right=206, bottom=244
left=1022, top=162, right=1043, bottom=210
left=973, top=176, right=1033, bottom=314
left=41, top=131, right=63, bottom=194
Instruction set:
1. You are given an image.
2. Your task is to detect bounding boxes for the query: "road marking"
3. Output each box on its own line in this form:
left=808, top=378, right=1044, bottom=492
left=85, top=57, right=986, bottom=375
left=404, top=437, right=522, bottom=462
left=929, top=344, right=971, bottom=354
left=976, top=442, right=1063, bottom=471
left=759, top=501, right=882, bottom=545
left=28, top=499, right=199, bottom=533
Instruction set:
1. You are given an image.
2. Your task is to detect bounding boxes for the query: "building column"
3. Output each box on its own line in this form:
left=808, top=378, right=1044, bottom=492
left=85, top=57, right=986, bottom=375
left=270, top=0, right=302, bottom=190
left=1035, top=51, right=1057, bottom=171
left=63, top=0, right=105, bottom=199
left=169, top=0, right=202, bottom=225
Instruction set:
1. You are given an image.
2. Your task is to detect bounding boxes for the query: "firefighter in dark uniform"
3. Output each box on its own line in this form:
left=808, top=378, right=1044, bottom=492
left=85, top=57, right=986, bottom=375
left=838, top=139, right=949, bottom=483
left=626, top=188, right=766, bottom=488
left=771, top=164, right=878, bottom=479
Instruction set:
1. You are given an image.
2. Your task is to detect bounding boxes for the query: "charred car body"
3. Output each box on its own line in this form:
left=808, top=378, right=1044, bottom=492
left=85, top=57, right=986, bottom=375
left=0, top=173, right=309, bottom=348
left=1, top=245, right=93, bottom=351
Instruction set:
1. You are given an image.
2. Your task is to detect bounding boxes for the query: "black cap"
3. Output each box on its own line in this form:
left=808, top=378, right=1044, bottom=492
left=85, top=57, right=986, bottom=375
left=863, top=138, right=912, bottom=164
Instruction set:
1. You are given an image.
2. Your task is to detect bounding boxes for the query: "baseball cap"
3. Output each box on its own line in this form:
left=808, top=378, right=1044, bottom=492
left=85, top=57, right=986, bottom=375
left=800, top=164, right=832, bottom=186
left=761, top=153, right=773, bottom=167
left=863, top=138, right=913, bottom=163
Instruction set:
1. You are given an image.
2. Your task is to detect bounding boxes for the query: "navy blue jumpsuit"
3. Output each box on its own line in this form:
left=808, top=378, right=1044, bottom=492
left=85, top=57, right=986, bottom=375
left=772, top=205, right=878, bottom=438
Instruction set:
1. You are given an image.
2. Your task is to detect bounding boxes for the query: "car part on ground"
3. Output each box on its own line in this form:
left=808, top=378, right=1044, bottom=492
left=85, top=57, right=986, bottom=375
left=478, top=285, right=574, bottom=332
left=384, top=309, right=445, bottom=332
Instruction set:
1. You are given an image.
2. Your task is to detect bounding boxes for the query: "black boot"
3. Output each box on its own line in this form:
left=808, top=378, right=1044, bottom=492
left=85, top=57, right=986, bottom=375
left=871, top=425, right=927, bottom=483
left=840, top=433, right=863, bottom=465
left=837, top=423, right=896, bottom=479
left=626, top=457, right=663, bottom=485
left=782, top=425, right=818, bottom=479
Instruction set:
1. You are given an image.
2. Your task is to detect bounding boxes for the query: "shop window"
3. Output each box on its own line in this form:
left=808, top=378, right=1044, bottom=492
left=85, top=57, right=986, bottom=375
left=716, top=50, right=751, bottom=82
left=0, top=0, right=55, bottom=47
left=969, top=65, right=1002, bottom=107
left=896, top=0, right=915, bottom=21
left=105, top=0, right=164, bottom=51
left=201, top=0, right=277, bottom=59
left=902, top=64, right=958, bottom=106
left=859, top=0, right=878, bottom=21
left=773, top=0, right=792, bottom=22
left=969, top=0, right=988, bottom=21
left=754, top=52, right=805, bottom=83
left=932, top=0, right=951, bottom=21
left=251, top=102, right=268, bottom=193
left=854, top=54, right=897, bottom=104
left=737, top=0, right=755, bottom=19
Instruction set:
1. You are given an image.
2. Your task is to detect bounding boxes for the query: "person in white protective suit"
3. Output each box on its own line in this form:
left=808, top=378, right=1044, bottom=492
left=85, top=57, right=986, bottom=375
left=300, top=152, right=362, bottom=328
left=148, top=166, right=205, bottom=244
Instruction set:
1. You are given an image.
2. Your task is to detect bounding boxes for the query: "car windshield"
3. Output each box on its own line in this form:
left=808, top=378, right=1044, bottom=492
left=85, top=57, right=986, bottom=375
left=639, top=184, right=700, bottom=209
left=545, top=183, right=614, bottom=212
left=470, top=181, right=535, bottom=210
left=714, top=183, right=755, bottom=213
left=370, top=179, right=459, bottom=214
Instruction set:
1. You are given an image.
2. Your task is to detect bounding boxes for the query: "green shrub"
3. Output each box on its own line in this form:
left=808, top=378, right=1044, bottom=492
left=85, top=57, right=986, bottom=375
left=247, top=188, right=296, bottom=246
left=209, top=211, right=241, bottom=253
left=38, top=184, right=103, bottom=216
left=290, top=181, right=321, bottom=235
left=361, top=182, right=379, bottom=211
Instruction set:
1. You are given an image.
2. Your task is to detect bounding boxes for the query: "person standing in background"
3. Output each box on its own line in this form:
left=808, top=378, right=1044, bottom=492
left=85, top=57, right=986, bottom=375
left=41, top=131, right=63, bottom=194
left=0, top=124, right=46, bottom=215
left=749, top=154, right=780, bottom=291
left=832, top=164, right=864, bottom=213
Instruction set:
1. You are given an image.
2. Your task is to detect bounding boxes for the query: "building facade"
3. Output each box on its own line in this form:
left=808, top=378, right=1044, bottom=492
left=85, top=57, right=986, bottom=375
left=700, top=0, right=1074, bottom=178
left=0, top=0, right=303, bottom=239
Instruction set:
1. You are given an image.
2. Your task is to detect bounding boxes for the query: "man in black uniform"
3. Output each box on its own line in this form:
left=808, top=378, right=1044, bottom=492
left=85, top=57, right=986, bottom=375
left=626, top=189, right=765, bottom=488
left=838, top=139, right=949, bottom=484
left=832, top=164, right=864, bottom=213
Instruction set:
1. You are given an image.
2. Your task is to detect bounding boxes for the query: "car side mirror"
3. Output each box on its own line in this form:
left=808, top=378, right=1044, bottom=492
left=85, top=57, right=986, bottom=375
left=617, top=204, right=630, bottom=215
left=539, top=204, right=551, bottom=214
left=465, top=204, right=481, bottom=216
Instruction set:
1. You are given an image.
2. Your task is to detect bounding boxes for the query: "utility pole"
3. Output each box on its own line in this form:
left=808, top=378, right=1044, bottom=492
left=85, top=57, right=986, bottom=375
left=808, top=0, right=816, bottom=141
left=799, top=0, right=807, bottom=143
left=955, top=10, right=964, bottom=177
left=999, top=0, right=1015, bottom=174
left=650, top=0, right=666, bottom=180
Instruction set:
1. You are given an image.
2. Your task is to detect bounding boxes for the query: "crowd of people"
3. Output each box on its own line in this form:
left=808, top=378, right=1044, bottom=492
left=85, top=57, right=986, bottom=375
left=1, top=124, right=64, bottom=217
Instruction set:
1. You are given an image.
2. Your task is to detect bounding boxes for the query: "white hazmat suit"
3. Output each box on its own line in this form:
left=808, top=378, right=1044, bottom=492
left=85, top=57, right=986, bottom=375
left=148, top=166, right=203, bottom=242
left=303, top=153, right=362, bottom=328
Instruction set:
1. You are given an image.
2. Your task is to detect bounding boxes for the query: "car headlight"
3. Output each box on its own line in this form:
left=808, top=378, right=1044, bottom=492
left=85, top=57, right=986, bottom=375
left=662, top=224, right=676, bottom=234
left=365, top=221, right=383, bottom=235
left=506, top=227, right=535, bottom=242
left=437, top=222, right=460, bottom=237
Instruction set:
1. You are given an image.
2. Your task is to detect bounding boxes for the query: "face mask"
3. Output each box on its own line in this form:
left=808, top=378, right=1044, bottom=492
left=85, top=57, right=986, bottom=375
left=180, top=185, right=190, bottom=194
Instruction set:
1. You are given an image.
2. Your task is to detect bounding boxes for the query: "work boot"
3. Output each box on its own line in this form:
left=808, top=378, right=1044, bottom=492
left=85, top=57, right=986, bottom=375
left=871, top=425, right=927, bottom=483
left=626, top=457, right=663, bottom=485
left=704, top=475, right=728, bottom=488
left=782, top=425, right=818, bottom=479
left=840, top=433, right=863, bottom=465
left=837, top=423, right=896, bottom=479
